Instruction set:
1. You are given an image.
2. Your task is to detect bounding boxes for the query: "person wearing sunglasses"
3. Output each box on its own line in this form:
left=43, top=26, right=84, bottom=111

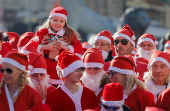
left=136, top=33, right=158, bottom=65
left=108, top=55, right=155, bottom=111
left=112, top=24, right=148, bottom=80
left=144, top=50, right=170, bottom=103
left=0, top=50, right=42, bottom=111
left=81, top=48, right=110, bottom=104
left=93, top=30, right=114, bottom=62
left=27, top=52, right=56, bottom=105
left=46, top=51, right=99, bottom=111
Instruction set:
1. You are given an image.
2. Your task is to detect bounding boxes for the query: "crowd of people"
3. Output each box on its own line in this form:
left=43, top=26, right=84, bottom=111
left=0, top=6, right=170, bottom=111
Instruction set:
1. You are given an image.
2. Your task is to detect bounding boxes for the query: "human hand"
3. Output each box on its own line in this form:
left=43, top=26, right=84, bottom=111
left=55, top=41, right=69, bottom=51
left=40, top=35, right=51, bottom=45
left=36, top=83, right=47, bottom=100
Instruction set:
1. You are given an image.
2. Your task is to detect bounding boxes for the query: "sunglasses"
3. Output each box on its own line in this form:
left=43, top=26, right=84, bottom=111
left=103, top=104, right=120, bottom=110
left=113, top=39, right=128, bottom=46
left=0, top=68, right=13, bottom=74
left=75, top=67, right=85, bottom=72
left=108, top=70, right=116, bottom=76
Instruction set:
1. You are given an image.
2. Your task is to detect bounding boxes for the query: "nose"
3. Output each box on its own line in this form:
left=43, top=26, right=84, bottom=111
left=144, top=45, right=149, bottom=50
left=37, top=75, right=41, bottom=82
left=156, top=66, right=161, bottom=73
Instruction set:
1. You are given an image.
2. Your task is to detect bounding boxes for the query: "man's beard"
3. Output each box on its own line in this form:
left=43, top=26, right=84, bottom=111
left=81, top=70, right=104, bottom=92
left=28, top=75, right=50, bottom=91
left=100, top=50, right=108, bottom=60
left=137, top=48, right=153, bottom=61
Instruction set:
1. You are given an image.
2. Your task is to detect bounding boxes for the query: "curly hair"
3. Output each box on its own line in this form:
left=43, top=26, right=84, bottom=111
left=0, top=71, right=28, bottom=103
left=35, top=18, right=80, bottom=45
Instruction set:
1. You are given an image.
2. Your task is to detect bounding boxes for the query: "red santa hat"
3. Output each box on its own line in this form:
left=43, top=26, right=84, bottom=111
left=137, top=33, right=158, bottom=47
left=82, top=42, right=92, bottom=49
left=101, top=82, right=124, bottom=106
left=4, top=32, right=20, bottom=50
left=148, top=50, right=170, bottom=69
left=27, top=52, right=47, bottom=75
left=0, top=42, right=12, bottom=57
left=19, top=37, right=39, bottom=55
left=113, top=24, right=136, bottom=47
left=145, top=107, right=165, bottom=111
left=164, top=40, right=170, bottom=49
left=49, top=6, right=67, bottom=22
left=94, top=30, right=113, bottom=44
left=17, top=32, right=34, bottom=49
left=82, top=48, right=104, bottom=68
left=2, top=50, right=28, bottom=70
left=56, top=51, right=85, bottom=78
left=109, top=55, right=138, bottom=77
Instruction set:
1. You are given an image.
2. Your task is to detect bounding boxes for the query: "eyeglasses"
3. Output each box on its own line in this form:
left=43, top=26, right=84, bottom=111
left=108, top=70, right=116, bottom=76
left=93, top=42, right=110, bottom=47
left=75, top=67, right=85, bottom=73
left=0, top=68, right=13, bottom=74
left=113, top=39, right=128, bottom=46
left=103, top=104, right=120, bottom=110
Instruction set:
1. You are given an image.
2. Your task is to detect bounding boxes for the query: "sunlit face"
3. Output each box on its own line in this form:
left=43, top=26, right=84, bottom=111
left=114, top=37, right=134, bottom=56
left=65, top=68, right=85, bottom=83
left=150, top=61, right=170, bottom=84
left=93, top=39, right=111, bottom=52
left=50, top=16, right=66, bottom=33
left=30, top=73, right=46, bottom=82
left=86, top=67, right=103, bottom=75
left=138, top=41, right=155, bottom=50
left=108, top=71, right=125, bottom=86
left=1, top=62, right=23, bottom=85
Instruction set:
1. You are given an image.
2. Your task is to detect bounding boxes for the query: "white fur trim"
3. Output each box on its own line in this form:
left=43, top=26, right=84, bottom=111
left=49, top=13, right=67, bottom=21
left=2, top=58, right=25, bottom=70
left=164, top=44, right=170, bottom=48
left=101, top=97, right=124, bottom=106
left=94, top=36, right=111, bottom=44
left=28, top=65, right=33, bottom=70
left=62, top=60, right=85, bottom=78
left=33, top=36, right=39, bottom=42
left=30, top=68, right=47, bottom=74
left=68, top=45, right=74, bottom=52
left=113, top=33, right=135, bottom=47
left=108, top=66, right=135, bottom=76
left=132, top=35, right=136, bottom=40
left=27, top=70, right=30, bottom=76
left=138, top=38, right=154, bottom=46
left=75, top=53, right=82, bottom=59
left=37, top=45, right=43, bottom=53
left=0, top=55, right=3, bottom=65
left=56, top=66, right=61, bottom=71
left=55, top=55, right=59, bottom=61
left=154, top=41, right=158, bottom=45
left=19, top=50, right=29, bottom=55
left=85, top=62, right=104, bottom=68
left=3, top=32, right=8, bottom=37
left=148, top=57, right=170, bottom=69
left=18, top=46, right=24, bottom=51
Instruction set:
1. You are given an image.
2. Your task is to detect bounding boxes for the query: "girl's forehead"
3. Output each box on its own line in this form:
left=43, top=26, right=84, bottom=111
left=51, top=16, right=65, bottom=20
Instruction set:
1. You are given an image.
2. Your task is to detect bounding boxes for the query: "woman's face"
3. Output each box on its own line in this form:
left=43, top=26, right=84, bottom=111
left=30, top=73, right=46, bottom=82
left=1, top=62, right=23, bottom=85
left=50, top=16, right=66, bottom=33
left=108, top=70, right=125, bottom=86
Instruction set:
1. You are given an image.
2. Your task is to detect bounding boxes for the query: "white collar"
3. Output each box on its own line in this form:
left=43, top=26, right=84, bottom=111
left=48, top=28, right=65, bottom=36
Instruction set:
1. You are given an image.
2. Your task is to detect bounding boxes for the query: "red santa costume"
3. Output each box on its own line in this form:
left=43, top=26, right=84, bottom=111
left=136, top=33, right=158, bottom=65
left=27, top=52, right=57, bottom=104
left=34, top=7, right=83, bottom=85
left=112, top=24, right=148, bottom=80
left=0, top=50, right=42, bottom=111
left=109, top=55, right=155, bottom=111
left=81, top=48, right=105, bottom=103
left=46, top=51, right=99, bottom=111
left=156, top=88, right=170, bottom=111
left=4, top=32, right=20, bottom=50
left=17, top=32, right=34, bottom=51
left=145, top=107, right=165, bottom=111
left=144, top=50, right=170, bottom=103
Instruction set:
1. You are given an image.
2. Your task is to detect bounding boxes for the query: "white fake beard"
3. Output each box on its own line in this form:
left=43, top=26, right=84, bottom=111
left=100, top=50, right=108, bottom=60
left=28, top=75, right=50, bottom=91
left=101, top=106, right=123, bottom=111
left=81, top=70, right=104, bottom=92
left=137, top=48, right=153, bottom=61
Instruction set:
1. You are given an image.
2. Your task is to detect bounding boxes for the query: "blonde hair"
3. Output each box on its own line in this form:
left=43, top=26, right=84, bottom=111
left=35, top=18, right=80, bottom=45
left=0, top=71, right=28, bottom=103
left=123, top=75, right=146, bottom=95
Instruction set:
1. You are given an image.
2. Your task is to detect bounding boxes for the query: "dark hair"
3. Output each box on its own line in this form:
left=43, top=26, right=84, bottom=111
left=0, top=30, right=3, bottom=42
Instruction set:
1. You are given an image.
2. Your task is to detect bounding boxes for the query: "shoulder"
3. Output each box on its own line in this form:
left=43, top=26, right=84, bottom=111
left=24, top=84, right=40, bottom=95
left=134, top=87, right=153, bottom=97
left=159, top=88, right=170, bottom=98
left=82, top=86, right=96, bottom=96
